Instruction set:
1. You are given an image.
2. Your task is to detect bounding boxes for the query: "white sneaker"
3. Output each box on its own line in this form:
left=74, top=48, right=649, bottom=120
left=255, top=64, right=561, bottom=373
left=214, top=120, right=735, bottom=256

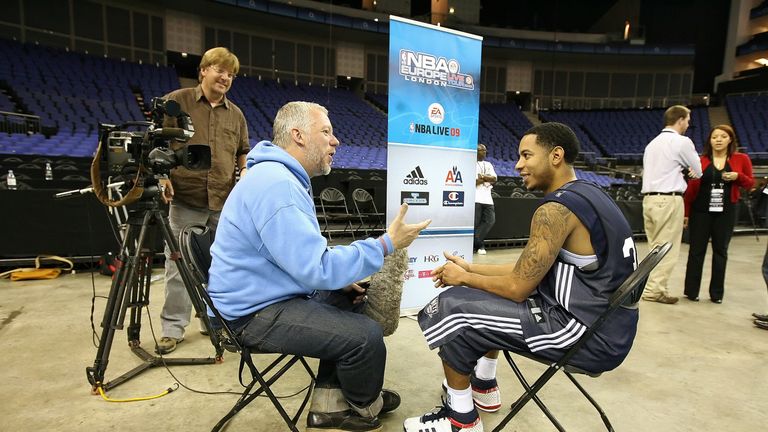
left=477, top=249, right=487, bottom=255
left=403, top=402, right=483, bottom=432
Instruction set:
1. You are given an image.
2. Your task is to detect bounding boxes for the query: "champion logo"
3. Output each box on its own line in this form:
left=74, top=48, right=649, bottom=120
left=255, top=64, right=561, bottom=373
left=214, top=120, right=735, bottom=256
left=403, top=166, right=428, bottom=185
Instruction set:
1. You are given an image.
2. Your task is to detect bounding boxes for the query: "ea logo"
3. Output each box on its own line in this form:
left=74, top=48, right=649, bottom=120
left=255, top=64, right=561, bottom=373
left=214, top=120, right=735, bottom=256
left=427, top=103, right=445, bottom=125
left=447, top=191, right=460, bottom=201
left=448, top=60, right=459, bottom=74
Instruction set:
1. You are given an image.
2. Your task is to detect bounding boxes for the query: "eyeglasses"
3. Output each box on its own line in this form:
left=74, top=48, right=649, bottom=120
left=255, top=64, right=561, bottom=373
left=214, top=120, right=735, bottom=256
left=209, top=65, right=236, bottom=80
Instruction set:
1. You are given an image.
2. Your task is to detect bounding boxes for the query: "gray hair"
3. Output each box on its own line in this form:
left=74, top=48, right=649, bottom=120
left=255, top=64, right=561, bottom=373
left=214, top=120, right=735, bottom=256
left=272, top=101, right=328, bottom=149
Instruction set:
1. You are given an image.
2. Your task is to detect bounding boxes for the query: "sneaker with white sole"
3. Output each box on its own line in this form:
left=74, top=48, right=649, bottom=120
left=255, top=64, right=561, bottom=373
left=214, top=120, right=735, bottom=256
left=470, top=375, right=501, bottom=413
left=441, top=375, right=501, bottom=413
left=477, top=249, right=487, bottom=255
left=403, top=401, right=483, bottom=432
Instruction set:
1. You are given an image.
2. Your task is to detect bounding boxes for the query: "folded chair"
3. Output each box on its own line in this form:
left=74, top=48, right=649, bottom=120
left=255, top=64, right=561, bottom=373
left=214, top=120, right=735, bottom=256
left=351, top=188, right=385, bottom=236
left=179, top=224, right=316, bottom=432
left=318, top=187, right=357, bottom=241
left=493, top=242, right=671, bottom=432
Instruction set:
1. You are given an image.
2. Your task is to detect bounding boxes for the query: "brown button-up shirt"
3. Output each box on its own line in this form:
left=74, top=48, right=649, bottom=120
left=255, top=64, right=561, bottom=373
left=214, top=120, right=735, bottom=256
left=164, top=85, right=249, bottom=210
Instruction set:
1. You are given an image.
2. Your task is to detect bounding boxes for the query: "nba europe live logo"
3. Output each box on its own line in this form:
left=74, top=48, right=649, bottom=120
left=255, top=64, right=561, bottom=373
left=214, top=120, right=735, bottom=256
left=398, top=50, right=475, bottom=90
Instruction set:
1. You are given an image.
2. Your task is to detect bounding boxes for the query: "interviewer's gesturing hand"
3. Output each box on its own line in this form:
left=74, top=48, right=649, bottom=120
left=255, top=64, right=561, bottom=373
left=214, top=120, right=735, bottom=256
left=386, top=203, right=431, bottom=249
left=431, top=251, right=471, bottom=288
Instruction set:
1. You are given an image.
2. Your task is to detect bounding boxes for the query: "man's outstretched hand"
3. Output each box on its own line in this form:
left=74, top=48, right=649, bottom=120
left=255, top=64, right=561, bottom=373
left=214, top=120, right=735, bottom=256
left=386, top=203, right=431, bottom=249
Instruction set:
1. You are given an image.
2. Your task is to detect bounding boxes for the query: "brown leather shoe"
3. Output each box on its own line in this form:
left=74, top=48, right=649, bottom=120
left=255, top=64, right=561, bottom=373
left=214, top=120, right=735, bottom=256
left=643, top=294, right=679, bottom=304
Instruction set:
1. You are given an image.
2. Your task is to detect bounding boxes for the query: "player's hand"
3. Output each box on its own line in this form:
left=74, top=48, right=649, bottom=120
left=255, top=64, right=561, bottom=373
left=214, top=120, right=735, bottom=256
left=432, top=261, right=466, bottom=288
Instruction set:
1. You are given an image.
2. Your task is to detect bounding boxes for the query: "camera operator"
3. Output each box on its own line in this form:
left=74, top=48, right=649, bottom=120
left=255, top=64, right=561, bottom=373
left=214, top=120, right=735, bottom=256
left=156, top=47, right=250, bottom=355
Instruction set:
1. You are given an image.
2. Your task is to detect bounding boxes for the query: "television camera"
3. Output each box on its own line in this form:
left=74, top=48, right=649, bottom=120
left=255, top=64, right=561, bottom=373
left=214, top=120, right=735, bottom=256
left=103, top=97, right=210, bottom=177
left=85, top=97, right=220, bottom=393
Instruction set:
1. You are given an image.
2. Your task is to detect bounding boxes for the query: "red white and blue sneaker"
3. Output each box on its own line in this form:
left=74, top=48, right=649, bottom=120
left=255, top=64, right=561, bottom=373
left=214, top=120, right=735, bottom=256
left=403, top=400, right=483, bottom=432
left=470, top=374, right=501, bottom=413
left=441, top=375, right=501, bottom=413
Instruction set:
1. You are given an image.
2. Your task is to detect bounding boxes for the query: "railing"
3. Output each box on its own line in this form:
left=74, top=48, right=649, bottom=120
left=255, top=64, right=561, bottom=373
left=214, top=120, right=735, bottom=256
left=0, top=111, right=41, bottom=135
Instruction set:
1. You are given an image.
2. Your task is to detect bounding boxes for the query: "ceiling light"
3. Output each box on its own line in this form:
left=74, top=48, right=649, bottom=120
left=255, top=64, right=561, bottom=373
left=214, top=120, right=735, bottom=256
left=756, top=58, right=768, bottom=66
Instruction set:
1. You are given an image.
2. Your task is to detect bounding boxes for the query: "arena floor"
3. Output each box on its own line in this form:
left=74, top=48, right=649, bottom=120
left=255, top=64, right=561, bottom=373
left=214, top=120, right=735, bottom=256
left=1, top=235, right=766, bottom=431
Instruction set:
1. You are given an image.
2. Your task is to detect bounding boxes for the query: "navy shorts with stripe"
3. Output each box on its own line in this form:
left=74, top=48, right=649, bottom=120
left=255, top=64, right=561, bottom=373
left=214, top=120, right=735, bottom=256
left=418, top=286, right=583, bottom=375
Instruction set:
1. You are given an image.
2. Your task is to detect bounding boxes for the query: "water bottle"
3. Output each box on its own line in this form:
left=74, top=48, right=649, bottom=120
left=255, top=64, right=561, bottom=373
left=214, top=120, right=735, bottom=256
left=45, top=163, right=53, bottom=180
left=6, top=170, right=17, bottom=190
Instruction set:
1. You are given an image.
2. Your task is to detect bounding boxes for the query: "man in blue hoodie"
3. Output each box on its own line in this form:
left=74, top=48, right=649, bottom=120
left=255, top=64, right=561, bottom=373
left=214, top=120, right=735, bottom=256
left=207, top=101, right=431, bottom=432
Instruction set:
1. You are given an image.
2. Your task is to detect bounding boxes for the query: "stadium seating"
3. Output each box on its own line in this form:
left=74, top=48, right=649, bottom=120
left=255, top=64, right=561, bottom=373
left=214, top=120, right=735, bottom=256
left=0, top=39, right=178, bottom=157
left=540, top=106, right=710, bottom=161
left=725, top=94, right=768, bottom=153
left=6, top=38, right=753, bottom=192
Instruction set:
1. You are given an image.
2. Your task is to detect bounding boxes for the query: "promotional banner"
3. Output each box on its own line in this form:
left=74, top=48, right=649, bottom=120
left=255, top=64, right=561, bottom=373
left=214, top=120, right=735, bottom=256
left=387, top=16, right=482, bottom=313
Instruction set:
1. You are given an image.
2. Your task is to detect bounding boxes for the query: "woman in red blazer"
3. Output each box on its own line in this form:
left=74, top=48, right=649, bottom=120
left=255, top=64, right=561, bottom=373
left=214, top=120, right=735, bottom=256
left=683, top=124, right=754, bottom=303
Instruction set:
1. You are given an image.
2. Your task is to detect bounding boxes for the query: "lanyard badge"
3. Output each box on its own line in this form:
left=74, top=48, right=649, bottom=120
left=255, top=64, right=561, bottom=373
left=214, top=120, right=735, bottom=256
left=709, top=170, right=724, bottom=213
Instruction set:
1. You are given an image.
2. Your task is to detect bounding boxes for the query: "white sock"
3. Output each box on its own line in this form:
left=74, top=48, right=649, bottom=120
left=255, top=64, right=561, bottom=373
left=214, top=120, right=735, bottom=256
left=445, top=384, right=474, bottom=413
left=474, top=356, right=498, bottom=380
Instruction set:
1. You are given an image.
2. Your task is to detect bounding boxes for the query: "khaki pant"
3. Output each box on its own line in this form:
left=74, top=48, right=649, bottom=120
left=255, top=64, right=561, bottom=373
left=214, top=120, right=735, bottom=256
left=642, top=195, right=684, bottom=299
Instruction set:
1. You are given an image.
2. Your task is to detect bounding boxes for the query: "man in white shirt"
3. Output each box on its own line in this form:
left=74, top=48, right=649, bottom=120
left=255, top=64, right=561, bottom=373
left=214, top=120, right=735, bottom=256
left=475, top=144, right=497, bottom=255
left=641, top=105, right=702, bottom=304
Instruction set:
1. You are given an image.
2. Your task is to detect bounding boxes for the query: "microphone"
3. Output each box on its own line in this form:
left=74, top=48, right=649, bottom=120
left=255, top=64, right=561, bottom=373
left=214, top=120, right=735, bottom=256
left=156, top=127, right=188, bottom=138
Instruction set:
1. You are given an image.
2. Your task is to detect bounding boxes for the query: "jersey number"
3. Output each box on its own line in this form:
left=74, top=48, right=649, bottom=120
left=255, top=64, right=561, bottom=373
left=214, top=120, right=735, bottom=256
left=622, top=237, right=638, bottom=270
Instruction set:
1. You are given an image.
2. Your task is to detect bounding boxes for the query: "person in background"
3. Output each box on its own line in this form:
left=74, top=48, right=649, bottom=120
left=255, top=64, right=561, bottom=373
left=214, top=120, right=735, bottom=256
left=474, top=144, right=497, bottom=255
left=156, top=47, right=250, bottom=354
left=754, top=243, right=768, bottom=330
left=752, top=179, right=768, bottom=330
left=640, top=105, right=702, bottom=304
left=683, top=124, right=754, bottom=303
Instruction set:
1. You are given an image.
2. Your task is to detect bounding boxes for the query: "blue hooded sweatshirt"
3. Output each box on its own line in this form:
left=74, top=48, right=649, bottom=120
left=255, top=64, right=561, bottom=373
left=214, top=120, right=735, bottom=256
left=207, top=141, right=395, bottom=321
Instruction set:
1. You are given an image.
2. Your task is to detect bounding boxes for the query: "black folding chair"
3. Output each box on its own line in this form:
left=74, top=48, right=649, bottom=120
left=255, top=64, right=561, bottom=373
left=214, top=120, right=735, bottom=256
left=493, top=242, right=671, bottom=432
left=179, top=224, right=316, bottom=432
left=351, top=188, right=385, bottom=236
left=318, top=187, right=357, bottom=241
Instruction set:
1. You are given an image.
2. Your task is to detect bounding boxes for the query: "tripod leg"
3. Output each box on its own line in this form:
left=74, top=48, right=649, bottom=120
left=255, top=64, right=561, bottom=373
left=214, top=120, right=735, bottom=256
left=86, top=211, right=153, bottom=389
left=156, top=212, right=225, bottom=358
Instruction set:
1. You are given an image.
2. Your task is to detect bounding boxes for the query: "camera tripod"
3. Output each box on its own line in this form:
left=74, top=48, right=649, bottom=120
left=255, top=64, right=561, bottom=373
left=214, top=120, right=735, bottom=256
left=85, top=186, right=218, bottom=393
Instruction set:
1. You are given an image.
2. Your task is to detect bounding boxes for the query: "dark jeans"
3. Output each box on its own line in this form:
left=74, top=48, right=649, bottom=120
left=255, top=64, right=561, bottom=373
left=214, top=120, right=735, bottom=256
left=474, top=203, right=495, bottom=250
left=684, top=210, right=737, bottom=300
left=763, top=240, right=768, bottom=289
left=237, top=290, right=385, bottom=407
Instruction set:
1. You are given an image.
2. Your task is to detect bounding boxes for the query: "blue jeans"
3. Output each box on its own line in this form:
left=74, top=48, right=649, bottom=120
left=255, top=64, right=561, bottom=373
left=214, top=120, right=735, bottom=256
left=474, top=203, right=495, bottom=250
left=236, top=290, right=385, bottom=407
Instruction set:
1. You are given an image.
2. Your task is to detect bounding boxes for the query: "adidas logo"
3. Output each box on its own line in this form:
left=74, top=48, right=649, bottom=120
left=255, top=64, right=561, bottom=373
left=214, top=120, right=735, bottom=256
left=403, top=166, right=428, bottom=185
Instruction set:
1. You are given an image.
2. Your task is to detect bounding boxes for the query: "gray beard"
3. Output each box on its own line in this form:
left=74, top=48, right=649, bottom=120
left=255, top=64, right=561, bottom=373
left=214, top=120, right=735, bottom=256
left=306, top=143, right=331, bottom=176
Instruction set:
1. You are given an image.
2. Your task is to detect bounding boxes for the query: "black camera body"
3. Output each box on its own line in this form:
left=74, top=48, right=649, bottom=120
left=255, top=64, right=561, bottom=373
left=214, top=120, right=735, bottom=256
left=102, top=97, right=211, bottom=177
